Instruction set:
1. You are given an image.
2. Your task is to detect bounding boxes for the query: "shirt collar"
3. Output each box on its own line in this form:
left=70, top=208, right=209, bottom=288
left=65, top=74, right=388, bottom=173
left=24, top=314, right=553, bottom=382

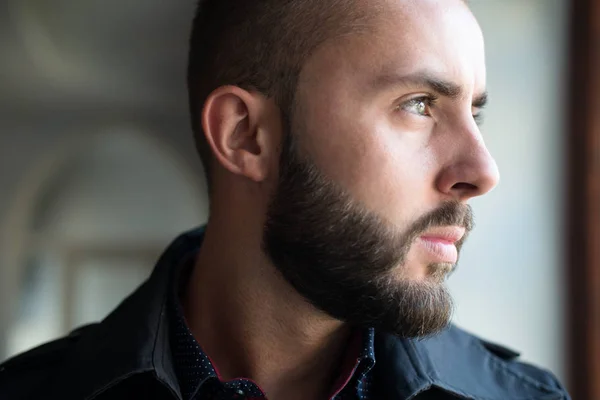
left=49, top=227, right=566, bottom=400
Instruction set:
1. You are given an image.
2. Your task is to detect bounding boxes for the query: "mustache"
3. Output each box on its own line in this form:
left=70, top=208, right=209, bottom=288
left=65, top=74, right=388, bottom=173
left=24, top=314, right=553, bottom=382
left=402, top=201, right=474, bottom=250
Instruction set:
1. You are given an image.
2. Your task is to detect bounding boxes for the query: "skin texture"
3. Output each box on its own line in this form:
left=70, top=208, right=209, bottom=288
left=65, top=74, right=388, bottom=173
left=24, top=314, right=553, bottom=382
left=183, top=0, right=499, bottom=399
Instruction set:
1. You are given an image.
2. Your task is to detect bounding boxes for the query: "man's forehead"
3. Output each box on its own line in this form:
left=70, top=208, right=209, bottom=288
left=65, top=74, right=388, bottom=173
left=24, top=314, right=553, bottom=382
left=376, top=0, right=485, bottom=95
left=369, top=0, right=483, bottom=54
left=356, top=0, right=472, bottom=23
left=298, top=0, right=485, bottom=100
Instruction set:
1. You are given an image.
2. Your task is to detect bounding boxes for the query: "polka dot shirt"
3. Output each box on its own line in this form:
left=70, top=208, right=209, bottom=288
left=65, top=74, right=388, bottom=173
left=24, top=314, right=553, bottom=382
left=169, top=257, right=376, bottom=400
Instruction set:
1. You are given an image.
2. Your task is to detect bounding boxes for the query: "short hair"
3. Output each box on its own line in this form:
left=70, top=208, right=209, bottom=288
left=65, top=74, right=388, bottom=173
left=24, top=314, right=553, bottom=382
left=187, top=0, right=372, bottom=187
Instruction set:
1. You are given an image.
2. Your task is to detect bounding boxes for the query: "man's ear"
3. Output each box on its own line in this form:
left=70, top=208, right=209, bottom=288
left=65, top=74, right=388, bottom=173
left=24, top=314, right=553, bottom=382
left=201, top=85, right=274, bottom=183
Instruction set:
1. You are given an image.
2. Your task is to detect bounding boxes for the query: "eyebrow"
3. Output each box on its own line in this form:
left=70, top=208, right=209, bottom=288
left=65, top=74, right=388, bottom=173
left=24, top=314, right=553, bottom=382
left=371, top=71, right=488, bottom=108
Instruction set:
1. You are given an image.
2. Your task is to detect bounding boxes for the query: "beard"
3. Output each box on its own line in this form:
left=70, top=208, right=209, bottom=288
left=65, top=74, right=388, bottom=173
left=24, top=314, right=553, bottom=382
left=262, top=124, right=474, bottom=338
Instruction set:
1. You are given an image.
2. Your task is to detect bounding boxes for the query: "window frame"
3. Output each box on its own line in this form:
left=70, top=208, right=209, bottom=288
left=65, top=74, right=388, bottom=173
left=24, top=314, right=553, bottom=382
left=566, top=0, right=600, bottom=397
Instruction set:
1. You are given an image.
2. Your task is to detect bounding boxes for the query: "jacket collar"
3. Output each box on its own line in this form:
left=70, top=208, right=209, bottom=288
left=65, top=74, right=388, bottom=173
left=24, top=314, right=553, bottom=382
left=53, top=227, right=566, bottom=400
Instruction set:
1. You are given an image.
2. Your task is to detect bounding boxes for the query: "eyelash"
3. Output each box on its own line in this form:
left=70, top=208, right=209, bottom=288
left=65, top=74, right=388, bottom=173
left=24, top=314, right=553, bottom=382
left=399, top=95, right=437, bottom=115
left=397, top=95, right=485, bottom=126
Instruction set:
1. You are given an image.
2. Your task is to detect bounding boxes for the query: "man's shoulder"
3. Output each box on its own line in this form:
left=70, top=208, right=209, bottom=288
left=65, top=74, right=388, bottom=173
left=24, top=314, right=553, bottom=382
left=378, top=324, right=570, bottom=399
left=425, top=324, right=569, bottom=399
left=0, top=324, right=98, bottom=399
left=437, top=325, right=567, bottom=391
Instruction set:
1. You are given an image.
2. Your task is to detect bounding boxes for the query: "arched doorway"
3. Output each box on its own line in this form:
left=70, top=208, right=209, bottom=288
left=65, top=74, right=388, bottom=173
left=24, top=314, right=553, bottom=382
left=2, top=128, right=207, bottom=358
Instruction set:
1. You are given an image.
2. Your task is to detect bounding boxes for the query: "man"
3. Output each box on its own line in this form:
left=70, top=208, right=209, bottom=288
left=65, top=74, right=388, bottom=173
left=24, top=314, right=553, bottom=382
left=0, top=0, right=570, bottom=399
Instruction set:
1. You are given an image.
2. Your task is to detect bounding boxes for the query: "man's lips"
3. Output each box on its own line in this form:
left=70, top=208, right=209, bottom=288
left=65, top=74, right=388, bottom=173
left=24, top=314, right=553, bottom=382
left=420, top=226, right=466, bottom=244
left=416, top=226, right=466, bottom=264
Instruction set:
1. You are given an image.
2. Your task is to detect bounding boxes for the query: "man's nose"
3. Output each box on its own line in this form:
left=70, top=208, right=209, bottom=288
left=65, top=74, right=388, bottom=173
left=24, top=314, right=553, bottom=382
left=435, top=125, right=500, bottom=202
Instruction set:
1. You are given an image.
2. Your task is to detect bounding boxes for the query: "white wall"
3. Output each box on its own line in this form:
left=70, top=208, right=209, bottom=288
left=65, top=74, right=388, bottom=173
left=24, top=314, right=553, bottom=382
left=449, top=0, right=568, bottom=381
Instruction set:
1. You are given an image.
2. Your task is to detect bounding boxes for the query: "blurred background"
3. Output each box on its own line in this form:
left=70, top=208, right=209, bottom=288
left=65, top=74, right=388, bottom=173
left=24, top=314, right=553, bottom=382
left=0, top=0, right=596, bottom=397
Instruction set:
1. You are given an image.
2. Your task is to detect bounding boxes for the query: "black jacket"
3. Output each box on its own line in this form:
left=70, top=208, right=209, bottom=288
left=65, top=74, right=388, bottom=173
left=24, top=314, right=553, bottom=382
left=0, top=228, right=570, bottom=399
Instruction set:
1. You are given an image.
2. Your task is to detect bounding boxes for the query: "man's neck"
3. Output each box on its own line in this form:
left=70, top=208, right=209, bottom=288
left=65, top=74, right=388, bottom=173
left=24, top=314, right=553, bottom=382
left=181, top=222, right=352, bottom=400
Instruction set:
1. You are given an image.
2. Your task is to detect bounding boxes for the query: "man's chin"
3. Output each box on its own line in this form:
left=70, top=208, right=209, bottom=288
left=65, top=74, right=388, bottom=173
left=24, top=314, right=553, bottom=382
left=428, top=262, right=455, bottom=282
left=370, top=281, right=454, bottom=338
left=388, top=262, right=454, bottom=284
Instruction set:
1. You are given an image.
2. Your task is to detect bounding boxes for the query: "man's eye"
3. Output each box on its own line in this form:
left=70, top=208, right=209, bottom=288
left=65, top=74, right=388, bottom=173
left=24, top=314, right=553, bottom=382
left=401, top=97, right=434, bottom=117
left=473, top=112, right=485, bottom=126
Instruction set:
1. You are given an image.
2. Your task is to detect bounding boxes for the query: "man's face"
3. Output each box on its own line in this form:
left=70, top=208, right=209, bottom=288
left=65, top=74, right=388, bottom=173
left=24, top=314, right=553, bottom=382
left=263, top=0, right=498, bottom=337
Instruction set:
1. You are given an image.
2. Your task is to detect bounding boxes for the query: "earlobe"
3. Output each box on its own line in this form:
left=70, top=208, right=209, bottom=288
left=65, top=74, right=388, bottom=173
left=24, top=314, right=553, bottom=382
left=201, top=86, right=271, bottom=183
